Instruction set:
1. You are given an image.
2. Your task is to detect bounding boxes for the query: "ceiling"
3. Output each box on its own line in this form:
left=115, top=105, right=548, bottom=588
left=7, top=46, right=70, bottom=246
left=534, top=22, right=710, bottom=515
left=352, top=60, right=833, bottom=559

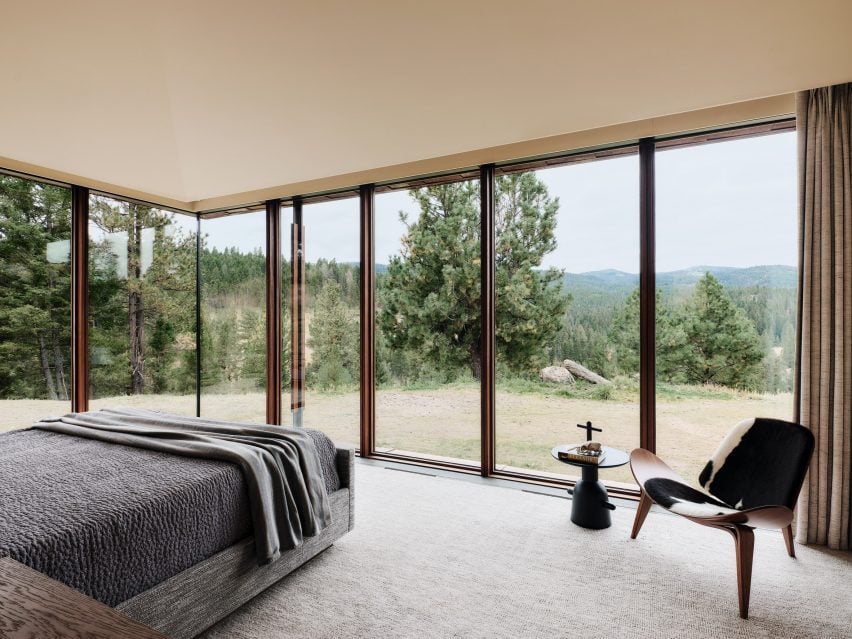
left=1, top=1, right=851, bottom=209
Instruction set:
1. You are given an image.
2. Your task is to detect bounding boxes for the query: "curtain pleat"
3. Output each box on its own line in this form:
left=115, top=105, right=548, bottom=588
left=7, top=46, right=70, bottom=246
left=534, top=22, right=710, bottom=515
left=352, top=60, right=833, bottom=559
left=795, top=84, right=852, bottom=550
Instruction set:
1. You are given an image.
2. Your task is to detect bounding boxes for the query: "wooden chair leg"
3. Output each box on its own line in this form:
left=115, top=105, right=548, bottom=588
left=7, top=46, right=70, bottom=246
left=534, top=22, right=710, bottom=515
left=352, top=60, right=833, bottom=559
left=730, top=526, right=755, bottom=619
left=782, top=524, right=795, bottom=558
left=630, top=489, right=653, bottom=539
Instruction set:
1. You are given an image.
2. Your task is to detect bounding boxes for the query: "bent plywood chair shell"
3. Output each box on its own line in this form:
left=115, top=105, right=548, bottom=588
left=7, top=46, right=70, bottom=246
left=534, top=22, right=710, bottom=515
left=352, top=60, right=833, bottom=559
left=628, top=418, right=815, bottom=619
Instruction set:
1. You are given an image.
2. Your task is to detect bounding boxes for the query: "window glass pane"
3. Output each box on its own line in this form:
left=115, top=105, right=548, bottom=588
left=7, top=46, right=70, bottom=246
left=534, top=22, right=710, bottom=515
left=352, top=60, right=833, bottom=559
left=199, top=210, right=265, bottom=421
left=655, top=132, right=797, bottom=480
left=0, top=175, right=72, bottom=430
left=495, top=156, right=640, bottom=484
left=88, top=196, right=197, bottom=413
left=375, top=181, right=481, bottom=464
left=280, top=205, right=293, bottom=424
left=297, top=198, right=359, bottom=447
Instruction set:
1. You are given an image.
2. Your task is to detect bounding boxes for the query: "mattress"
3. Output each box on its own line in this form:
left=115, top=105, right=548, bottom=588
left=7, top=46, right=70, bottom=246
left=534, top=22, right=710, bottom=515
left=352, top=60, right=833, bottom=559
left=0, top=426, right=339, bottom=607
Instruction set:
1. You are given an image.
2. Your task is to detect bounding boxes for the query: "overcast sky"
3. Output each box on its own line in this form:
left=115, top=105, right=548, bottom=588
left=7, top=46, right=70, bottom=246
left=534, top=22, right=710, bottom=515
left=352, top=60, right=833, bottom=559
left=199, top=131, right=797, bottom=274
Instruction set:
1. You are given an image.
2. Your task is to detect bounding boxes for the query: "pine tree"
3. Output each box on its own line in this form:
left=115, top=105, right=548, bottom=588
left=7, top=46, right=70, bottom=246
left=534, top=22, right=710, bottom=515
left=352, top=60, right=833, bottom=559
left=148, top=317, right=176, bottom=393
left=609, top=288, right=642, bottom=374
left=0, top=175, right=72, bottom=400
left=89, top=197, right=196, bottom=396
left=610, top=288, right=686, bottom=378
left=307, top=281, right=357, bottom=389
left=495, top=173, right=570, bottom=374
left=240, top=308, right=266, bottom=388
left=378, top=174, right=569, bottom=381
left=675, top=273, right=764, bottom=389
left=213, top=311, right=240, bottom=384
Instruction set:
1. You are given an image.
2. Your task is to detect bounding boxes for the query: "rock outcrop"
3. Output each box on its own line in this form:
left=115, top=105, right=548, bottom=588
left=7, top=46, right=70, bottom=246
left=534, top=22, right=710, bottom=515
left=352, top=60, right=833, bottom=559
left=562, top=359, right=611, bottom=385
left=540, top=366, right=576, bottom=384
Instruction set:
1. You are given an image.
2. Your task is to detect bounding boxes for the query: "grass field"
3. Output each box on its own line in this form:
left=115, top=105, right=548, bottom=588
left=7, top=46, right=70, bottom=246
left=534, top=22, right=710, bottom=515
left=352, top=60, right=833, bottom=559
left=1, top=384, right=792, bottom=486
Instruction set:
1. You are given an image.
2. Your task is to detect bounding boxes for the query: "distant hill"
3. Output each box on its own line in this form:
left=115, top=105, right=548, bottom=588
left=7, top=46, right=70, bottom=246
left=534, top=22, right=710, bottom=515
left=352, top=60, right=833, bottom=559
left=374, top=263, right=797, bottom=291
left=658, top=265, right=798, bottom=289
left=562, top=265, right=797, bottom=292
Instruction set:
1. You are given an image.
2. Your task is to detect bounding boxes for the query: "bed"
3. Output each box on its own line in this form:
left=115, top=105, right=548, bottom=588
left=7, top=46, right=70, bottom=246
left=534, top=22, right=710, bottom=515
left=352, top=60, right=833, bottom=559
left=0, top=416, right=354, bottom=639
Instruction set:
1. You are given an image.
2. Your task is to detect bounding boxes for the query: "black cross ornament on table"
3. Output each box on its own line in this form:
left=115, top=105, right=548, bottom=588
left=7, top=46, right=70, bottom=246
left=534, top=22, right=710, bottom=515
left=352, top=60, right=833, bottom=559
left=577, top=420, right=602, bottom=442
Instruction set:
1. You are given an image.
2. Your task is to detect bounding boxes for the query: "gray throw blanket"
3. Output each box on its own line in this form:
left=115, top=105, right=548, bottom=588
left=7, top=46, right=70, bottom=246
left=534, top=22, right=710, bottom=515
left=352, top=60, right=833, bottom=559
left=32, top=407, right=331, bottom=566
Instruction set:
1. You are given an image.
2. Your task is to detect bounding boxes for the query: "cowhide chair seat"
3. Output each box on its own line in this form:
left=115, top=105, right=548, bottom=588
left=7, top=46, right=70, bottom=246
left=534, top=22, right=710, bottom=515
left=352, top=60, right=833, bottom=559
left=629, top=418, right=815, bottom=619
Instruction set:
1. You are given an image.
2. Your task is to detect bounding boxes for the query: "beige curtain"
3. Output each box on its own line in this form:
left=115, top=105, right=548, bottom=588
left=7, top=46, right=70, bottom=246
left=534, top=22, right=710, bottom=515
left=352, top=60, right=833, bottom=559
left=795, top=84, right=852, bottom=550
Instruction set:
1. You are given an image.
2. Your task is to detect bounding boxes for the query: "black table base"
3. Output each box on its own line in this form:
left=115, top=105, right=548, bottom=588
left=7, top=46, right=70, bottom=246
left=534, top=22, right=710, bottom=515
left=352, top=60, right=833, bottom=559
left=568, top=464, right=617, bottom=529
left=551, top=444, right=628, bottom=530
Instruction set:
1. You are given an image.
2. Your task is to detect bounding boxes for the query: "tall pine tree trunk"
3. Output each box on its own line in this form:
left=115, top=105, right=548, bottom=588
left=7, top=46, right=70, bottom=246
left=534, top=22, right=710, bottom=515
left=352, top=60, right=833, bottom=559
left=51, top=327, right=68, bottom=400
left=128, top=205, right=145, bottom=394
left=41, top=210, right=62, bottom=401
left=469, top=344, right=482, bottom=382
left=38, top=333, right=59, bottom=400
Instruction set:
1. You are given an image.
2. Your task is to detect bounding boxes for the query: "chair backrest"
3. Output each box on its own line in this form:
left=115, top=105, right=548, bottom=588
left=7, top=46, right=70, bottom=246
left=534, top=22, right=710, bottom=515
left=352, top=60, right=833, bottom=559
left=697, top=417, right=815, bottom=510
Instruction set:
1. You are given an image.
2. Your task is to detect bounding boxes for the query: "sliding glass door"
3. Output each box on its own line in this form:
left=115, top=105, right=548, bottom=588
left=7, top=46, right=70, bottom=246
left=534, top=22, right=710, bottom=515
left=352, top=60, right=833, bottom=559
left=88, top=195, right=197, bottom=415
left=374, top=181, right=481, bottom=464
left=295, top=197, right=360, bottom=446
left=199, top=210, right=266, bottom=422
left=0, top=118, right=797, bottom=491
left=654, top=131, right=797, bottom=480
left=494, top=153, right=640, bottom=484
left=0, top=175, right=72, bottom=430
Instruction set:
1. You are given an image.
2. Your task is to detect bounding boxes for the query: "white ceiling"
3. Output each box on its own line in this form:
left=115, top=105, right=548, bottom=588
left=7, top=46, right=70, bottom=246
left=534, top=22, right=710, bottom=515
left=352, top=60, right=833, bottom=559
left=1, top=1, right=851, bottom=206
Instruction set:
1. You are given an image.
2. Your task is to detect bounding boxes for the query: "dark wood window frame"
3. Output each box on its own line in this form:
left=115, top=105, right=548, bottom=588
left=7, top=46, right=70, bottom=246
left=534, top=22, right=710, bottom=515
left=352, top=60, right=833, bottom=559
left=290, top=198, right=306, bottom=428
left=71, top=185, right=89, bottom=413
left=480, top=165, right=496, bottom=477
left=1, top=116, right=796, bottom=497
left=639, top=138, right=656, bottom=454
left=265, top=198, right=283, bottom=425
left=363, top=171, right=486, bottom=474
left=359, top=185, right=375, bottom=457
left=353, top=117, right=796, bottom=497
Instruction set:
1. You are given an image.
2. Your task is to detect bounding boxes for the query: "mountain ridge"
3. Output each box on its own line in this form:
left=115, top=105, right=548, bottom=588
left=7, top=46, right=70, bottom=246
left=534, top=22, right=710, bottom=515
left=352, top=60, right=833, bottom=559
left=562, top=264, right=797, bottom=290
left=370, top=263, right=796, bottom=289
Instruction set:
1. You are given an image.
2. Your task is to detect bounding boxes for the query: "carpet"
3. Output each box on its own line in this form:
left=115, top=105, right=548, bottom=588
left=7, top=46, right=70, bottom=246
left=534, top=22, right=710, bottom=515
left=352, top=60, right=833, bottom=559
left=201, top=463, right=852, bottom=639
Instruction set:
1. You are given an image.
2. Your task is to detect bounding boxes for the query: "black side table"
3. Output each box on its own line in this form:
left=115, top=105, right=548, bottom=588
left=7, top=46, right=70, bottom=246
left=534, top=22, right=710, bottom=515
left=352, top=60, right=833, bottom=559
left=551, top=444, right=630, bottom=529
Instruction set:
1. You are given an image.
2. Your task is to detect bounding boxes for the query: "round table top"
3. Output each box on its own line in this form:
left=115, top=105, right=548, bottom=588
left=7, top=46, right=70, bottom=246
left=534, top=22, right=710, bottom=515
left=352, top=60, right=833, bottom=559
left=551, top=444, right=630, bottom=469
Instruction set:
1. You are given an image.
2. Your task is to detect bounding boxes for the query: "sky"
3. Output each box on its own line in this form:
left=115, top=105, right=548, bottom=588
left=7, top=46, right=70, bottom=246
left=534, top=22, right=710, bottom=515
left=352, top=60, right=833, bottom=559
left=200, top=131, right=797, bottom=274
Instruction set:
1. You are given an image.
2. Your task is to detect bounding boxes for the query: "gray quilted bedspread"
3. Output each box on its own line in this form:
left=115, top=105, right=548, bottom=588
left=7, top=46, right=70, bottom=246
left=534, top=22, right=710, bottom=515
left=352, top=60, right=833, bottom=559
left=0, top=424, right=339, bottom=607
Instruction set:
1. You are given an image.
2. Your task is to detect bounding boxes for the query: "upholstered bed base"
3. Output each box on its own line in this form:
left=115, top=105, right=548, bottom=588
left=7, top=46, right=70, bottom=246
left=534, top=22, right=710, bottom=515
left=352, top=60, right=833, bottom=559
left=116, top=448, right=355, bottom=639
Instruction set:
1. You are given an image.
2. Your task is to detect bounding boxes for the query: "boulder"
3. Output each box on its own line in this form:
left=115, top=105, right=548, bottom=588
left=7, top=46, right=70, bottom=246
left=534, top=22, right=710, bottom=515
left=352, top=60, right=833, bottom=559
left=540, top=366, right=575, bottom=384
left=562, top=359, right=611, bottom=385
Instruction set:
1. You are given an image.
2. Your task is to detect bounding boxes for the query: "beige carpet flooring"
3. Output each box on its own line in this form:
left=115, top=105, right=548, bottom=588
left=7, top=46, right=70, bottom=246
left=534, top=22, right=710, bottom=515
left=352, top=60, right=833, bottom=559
left=201, top=463, right=852, bottom=639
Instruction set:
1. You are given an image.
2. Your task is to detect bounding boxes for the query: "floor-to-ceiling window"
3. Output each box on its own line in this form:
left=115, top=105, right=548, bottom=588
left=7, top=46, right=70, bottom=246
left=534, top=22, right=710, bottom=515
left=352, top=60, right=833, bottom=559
left=374, top=179, right=481, bottom=464
left=0, top=119, right=798, bottom=492
left=199, top=210, right=266, bottom=422
left=88, top=195, right=197, bottom=414
left=297, top=196, right=360, bottom=446
left=0, top=174, right=72, bottom=430
left=654, top=130, right=797, bottom=480
left=494, top=152, right=640, bottom=484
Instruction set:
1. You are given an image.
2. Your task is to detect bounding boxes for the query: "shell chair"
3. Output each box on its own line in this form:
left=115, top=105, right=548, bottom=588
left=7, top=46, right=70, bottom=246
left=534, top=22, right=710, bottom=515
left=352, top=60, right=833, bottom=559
left=629, top=418, right=815, bottom=619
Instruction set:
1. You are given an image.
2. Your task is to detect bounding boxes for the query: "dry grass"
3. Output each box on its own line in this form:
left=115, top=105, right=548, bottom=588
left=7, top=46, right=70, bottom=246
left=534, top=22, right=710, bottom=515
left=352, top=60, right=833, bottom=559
left=1, top=388, right=792, bottom=487
left=0, top=399, right=72, bottom=431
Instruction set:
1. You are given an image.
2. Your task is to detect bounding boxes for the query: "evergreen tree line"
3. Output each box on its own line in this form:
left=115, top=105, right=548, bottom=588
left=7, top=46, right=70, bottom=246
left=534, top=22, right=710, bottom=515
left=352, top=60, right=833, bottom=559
left=87, top=195, right=197, bottom=397
left=199, top=257, right=360, bottom=393
left=315, top=177, right=795, bottom=394
left=555, top=283, right=796, bottom=393
left=0, top=172, right=795, bottom=400
left=0, top=170, right=362, bottom=400
left=606, top=277, right=794, bottom=391
left=0, top=176, right=72, bottom=401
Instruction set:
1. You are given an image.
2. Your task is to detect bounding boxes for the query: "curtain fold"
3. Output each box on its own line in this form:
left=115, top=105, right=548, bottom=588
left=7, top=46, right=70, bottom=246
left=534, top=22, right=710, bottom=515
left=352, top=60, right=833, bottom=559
left=795, top=84, right=852, bottom=550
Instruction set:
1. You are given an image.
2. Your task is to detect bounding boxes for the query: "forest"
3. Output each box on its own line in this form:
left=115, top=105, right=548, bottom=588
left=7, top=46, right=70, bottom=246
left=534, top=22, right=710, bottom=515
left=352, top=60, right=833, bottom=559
left=0, top=172, right=795, bottom=404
